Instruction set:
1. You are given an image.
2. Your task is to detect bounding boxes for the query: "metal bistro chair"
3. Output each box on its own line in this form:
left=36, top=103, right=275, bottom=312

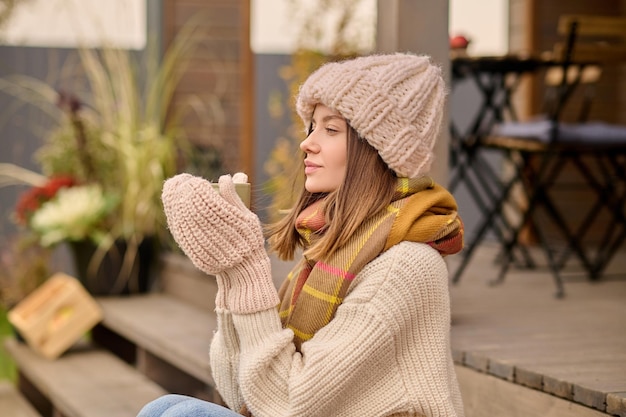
left=481, top=14, right=626, bottom=297
left=449, top=55, right=550, bottom=283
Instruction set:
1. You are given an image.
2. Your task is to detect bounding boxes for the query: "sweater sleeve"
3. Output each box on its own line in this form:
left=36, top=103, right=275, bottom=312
left=209, top=309, right=245, bottom=411
left=222, top=242, right=464, bottom=417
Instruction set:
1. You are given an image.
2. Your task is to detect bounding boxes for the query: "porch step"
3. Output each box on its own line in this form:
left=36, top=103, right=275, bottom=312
left=157, top=251, right=295, bottom=308
left=4, top=253, right=225, bottom=417
left=95, top=293, right=220, bottom=401
left=4, top=338, right=166, bottom=417
left=158, top=252, right=217, bottom=311
left=0, top=381, right=41, bottom=417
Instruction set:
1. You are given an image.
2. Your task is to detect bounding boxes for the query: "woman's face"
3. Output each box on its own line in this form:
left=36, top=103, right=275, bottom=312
left=300, top=104, right=348, bottom=193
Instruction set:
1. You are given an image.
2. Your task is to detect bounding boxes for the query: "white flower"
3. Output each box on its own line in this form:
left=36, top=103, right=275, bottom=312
left=30, top=185, right=116, bottom=246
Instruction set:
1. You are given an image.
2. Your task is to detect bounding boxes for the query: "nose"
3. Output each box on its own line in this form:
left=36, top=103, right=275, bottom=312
left=300, top=128, right=319, bottom=153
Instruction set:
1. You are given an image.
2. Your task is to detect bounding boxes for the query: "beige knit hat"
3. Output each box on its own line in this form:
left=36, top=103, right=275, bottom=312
left=296, top=53, right=446, bottom=178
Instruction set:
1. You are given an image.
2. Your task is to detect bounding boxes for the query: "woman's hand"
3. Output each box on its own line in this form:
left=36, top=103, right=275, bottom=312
left=162, top=173, right=279, bottom=313
left=162, top=173, right=263, bottom=275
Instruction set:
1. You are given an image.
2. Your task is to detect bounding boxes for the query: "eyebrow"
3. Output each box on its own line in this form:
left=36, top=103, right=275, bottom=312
left=313, top=114, right=346, bottom=123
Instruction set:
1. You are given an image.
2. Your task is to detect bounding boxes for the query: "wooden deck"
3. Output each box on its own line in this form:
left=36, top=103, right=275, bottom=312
left=447, top=242, right=626, bottom=416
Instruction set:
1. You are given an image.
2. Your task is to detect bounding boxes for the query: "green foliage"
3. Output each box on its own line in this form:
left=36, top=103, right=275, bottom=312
left=0, top=307, right=17, bottom=382
left=0, top=236, right=50, bottom=310
left=36, top=118, right=117, bottom=188
left=0, top=13, right=225, bottom=296
left=0, top=14, right=217, bottom=249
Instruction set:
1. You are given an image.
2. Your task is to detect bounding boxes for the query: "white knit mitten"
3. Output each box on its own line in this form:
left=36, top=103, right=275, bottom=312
left=162, top=173, right=279, bottom=313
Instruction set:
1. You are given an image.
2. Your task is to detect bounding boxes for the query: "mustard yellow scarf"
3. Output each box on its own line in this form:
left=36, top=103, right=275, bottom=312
left=277, top=177, right=463, bottom=351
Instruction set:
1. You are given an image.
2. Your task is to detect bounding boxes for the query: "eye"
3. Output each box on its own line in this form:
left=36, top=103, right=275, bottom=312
left=325, top=127, right=338, bottom=134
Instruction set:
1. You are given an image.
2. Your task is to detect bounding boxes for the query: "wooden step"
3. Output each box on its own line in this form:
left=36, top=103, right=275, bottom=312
left=158, top=251, right=297, bottom=308
left=4, top=338, right=167, bottom=417
left=0, top=381, right=41, bottom=417
left=456, top=366, right=615, bottom=417
left=158, top=252, right=217, bottom=311
left=96, top=294, right=220, bottom=402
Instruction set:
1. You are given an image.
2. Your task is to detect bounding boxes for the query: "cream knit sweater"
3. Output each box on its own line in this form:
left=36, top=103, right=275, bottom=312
left=209, top=241, right=465, bottom=417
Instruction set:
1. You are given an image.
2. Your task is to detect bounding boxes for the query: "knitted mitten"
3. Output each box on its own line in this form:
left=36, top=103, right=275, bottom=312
left=162, top=173, right=279, bottom=313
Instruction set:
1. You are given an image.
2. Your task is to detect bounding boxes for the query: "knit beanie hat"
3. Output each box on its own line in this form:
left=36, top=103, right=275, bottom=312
left=296, top=53, right=446, bottom=178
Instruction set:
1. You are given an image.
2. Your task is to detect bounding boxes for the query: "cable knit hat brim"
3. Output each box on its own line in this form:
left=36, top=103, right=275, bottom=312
left=296, top=53, right=446, bottom=178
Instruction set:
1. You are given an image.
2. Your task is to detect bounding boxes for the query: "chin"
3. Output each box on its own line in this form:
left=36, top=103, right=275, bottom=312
left=305, top=185, right=335, bottom=194
left=305, top=175, right=342, bottom=193
left=305, top=180, right=328, bottom=194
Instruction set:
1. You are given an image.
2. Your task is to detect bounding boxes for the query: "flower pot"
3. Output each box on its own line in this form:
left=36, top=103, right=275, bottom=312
left=68, top=238, right=155, bottom=296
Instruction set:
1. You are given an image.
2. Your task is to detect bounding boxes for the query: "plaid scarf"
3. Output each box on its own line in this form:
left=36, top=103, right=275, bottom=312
left=277, top=176, right=463, bottom=351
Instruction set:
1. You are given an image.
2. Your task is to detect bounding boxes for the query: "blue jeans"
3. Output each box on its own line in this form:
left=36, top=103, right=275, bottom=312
left=137, top=394, right=243, bottom=417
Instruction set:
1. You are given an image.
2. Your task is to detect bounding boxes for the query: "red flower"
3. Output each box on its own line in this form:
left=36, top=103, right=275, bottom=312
left=15, top=176, right=77, bottom=225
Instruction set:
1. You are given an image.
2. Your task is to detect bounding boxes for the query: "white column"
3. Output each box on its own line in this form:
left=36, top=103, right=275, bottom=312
left=376, top=0, right=450, bottom=185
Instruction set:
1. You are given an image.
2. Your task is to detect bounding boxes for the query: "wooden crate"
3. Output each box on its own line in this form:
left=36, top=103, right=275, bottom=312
left=8, top=273, right=103, bottom=359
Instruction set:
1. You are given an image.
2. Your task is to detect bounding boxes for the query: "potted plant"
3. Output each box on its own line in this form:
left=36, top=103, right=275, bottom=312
left=0, top=17, right=220, bottom=295
left=0, top=236, right=51, bottom=313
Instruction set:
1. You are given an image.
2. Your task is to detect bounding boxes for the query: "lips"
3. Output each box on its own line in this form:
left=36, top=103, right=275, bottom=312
left=304, top=160, right=321, bottom=175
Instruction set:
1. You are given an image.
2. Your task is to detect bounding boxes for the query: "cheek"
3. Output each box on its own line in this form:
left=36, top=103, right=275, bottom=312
left=336, top=153, right=347, bottom=174
left=337, top=140, right=348, bottom=171
left=331, top=146, right=348, bottom=181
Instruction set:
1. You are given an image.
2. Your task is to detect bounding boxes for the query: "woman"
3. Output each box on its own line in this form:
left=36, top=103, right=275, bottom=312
left=140, top=52, right=465, bottom=417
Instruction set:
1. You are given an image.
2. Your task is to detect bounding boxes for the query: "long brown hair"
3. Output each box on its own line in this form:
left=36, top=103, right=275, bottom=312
left=266, top=124, right=397, bottom=261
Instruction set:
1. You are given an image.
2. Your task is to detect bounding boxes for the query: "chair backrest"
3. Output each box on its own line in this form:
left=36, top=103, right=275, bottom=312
left=542, top=64, right=600, bottom=122
left=546, top=15, right=626, bottom=122
left=554, top=15, right=626, bottom=63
